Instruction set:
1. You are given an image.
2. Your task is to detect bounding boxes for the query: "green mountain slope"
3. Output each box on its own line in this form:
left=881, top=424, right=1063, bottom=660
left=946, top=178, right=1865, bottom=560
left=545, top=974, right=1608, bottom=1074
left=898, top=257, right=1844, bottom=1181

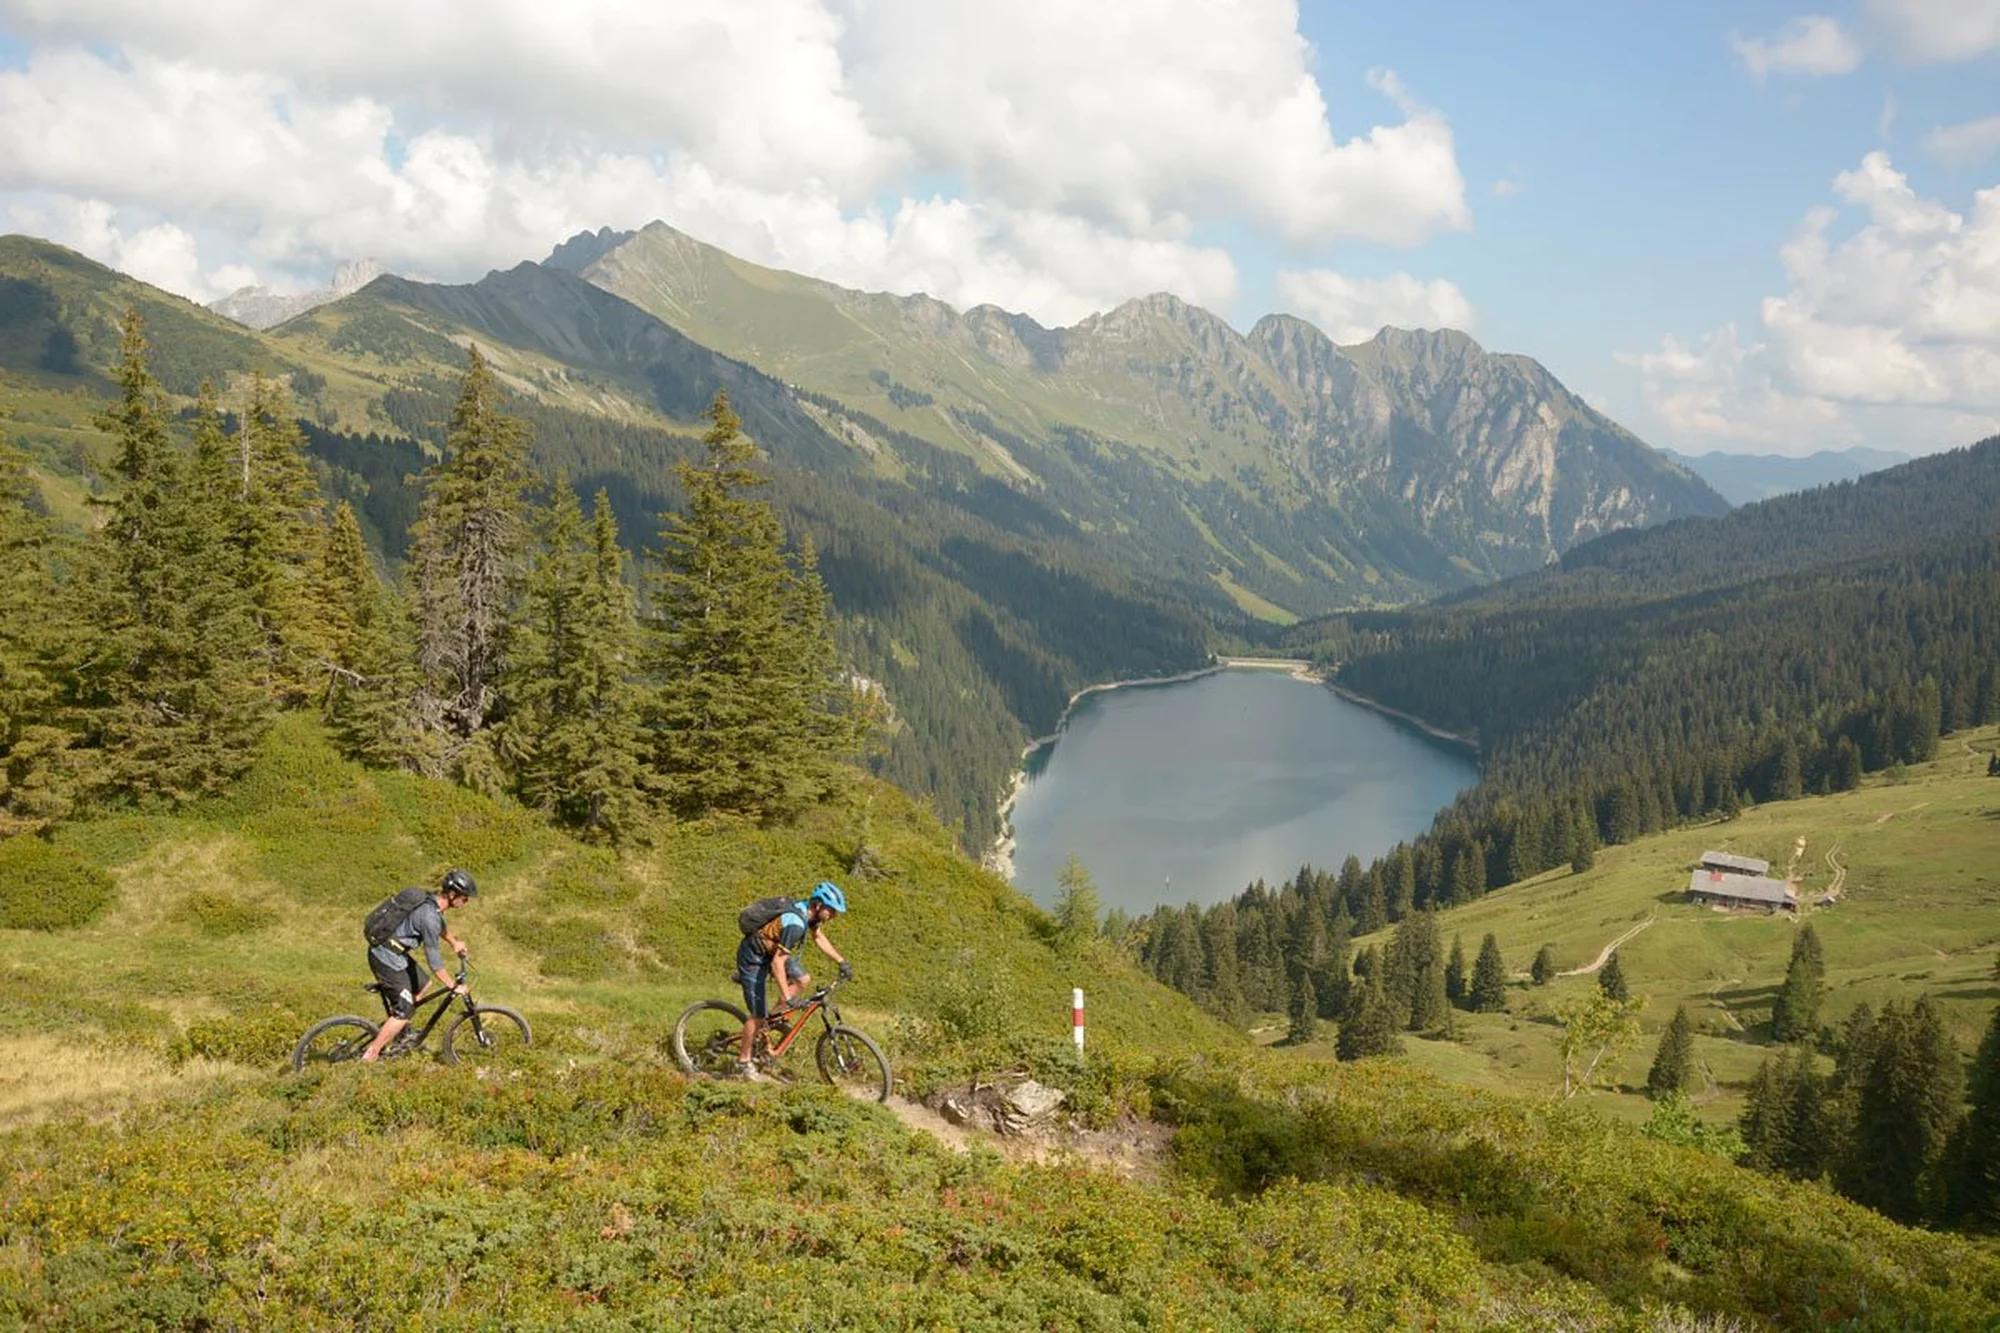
left=580, top=222, right=1728, bottom=609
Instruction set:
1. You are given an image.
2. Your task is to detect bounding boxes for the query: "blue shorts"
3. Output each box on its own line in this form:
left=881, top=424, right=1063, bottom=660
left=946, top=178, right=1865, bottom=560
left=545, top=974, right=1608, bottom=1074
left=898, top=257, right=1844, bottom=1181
left=735, top=938, right=807, bottom=1018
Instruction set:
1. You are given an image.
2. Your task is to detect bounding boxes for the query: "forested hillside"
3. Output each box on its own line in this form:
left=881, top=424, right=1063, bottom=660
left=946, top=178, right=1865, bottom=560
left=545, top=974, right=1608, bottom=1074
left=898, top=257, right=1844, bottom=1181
left=0, top=237, right=1222, bottom=848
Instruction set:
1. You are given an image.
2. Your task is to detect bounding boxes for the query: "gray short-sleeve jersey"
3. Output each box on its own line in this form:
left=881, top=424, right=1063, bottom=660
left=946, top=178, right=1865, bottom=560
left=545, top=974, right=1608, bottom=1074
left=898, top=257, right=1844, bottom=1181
left=370, top=898, right=446, bottom=974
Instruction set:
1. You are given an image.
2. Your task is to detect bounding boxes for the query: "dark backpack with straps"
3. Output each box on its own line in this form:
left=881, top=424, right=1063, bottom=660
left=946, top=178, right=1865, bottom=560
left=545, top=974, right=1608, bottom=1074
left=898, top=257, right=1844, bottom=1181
left=738, top=895, right=802, bottom=939
left=363, top=886, right=431, bottom=949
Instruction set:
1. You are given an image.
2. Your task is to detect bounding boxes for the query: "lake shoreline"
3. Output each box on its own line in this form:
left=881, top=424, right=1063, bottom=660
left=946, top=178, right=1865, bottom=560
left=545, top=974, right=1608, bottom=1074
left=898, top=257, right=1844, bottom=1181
left=1324, top=681, right=1480, bottom=752
left=983, top=657, right=1327, bottom=881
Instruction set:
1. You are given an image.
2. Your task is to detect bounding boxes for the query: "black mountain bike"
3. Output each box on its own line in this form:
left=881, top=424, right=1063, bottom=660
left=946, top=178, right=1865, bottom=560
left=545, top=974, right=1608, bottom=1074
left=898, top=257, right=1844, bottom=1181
left=291, top=962, right=531, bottom=1071
left=672, top=978, right=891, bottom=1102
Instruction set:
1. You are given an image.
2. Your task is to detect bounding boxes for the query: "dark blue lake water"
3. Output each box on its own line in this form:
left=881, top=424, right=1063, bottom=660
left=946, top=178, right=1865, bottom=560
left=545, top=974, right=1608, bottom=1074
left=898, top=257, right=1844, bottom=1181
left=1006, top=667, right=1478, bottom=915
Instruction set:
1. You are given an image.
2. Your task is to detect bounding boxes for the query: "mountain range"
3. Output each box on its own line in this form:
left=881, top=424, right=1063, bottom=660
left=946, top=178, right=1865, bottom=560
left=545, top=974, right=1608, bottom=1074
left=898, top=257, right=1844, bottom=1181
left=0, top=226, right=1726, bottom=852
left=1663, top=446, right=1911, bottom=505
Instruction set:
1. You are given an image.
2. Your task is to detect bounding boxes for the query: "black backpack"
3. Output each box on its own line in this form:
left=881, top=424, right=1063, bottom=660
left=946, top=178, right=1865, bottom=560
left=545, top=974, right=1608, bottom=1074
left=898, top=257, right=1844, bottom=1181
left=363, top=887, right=431, bottom=949
left=738, top=895, right=801, bottom=939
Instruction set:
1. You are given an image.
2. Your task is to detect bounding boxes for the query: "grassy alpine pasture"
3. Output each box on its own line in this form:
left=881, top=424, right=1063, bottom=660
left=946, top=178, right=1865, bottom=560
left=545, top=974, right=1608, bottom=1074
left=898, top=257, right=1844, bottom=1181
left=1334, top=725, right=2000, bottom=1124
left=6, top=720, right=2000, bottom=1328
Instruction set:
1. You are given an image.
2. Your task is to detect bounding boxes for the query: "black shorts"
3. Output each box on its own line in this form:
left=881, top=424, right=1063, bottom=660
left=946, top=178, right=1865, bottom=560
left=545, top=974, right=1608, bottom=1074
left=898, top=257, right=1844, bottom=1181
left=369, top=951, right=422, bottom=1020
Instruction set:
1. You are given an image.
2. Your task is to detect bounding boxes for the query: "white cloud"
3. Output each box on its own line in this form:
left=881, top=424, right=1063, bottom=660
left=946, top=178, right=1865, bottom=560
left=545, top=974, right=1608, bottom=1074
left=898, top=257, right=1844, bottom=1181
left=0, top=0, right=1471, bottom=320
left=1623, top=153, right=2000, bottom=455
left=1273, top=269, right=1476, bottom=344
left=5, top=196, right=249, bottom=300
left=1864, top=0, right=2000, bottom=62
left=1728, top=16, right=1864, bottom=77
left=1924, top=115, right=2000, bottom=167
left=835, top=4, right=1468, bottom=248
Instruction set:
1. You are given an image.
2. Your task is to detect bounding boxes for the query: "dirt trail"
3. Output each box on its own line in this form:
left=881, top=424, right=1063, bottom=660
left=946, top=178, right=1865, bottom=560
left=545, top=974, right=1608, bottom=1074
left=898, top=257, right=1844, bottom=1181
left=885, top=1095, right=1170, bottom=1181
left=1560, top=916, right=1656, bottom=977
left=1823, top=844, right=1847, bottom=900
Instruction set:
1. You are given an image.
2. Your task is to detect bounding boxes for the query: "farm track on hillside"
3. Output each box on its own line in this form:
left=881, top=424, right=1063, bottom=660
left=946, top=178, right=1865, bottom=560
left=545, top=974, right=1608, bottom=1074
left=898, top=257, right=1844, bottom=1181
left=1560, top=915, right=1656, bottom=977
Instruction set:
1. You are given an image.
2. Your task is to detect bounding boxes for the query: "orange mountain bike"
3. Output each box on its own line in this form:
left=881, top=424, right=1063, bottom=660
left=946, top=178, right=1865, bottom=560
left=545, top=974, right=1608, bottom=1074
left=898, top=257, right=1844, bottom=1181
left=671, top=978, right=890, bottom=1102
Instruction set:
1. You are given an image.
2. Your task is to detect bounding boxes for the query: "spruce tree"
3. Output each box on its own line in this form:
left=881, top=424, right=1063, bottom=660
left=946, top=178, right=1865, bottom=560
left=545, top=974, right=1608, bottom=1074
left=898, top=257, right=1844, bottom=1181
left=1849, top=998, right=1964, bottom=1223
left=1052, top=853, right=1102, bottom=952
left=1948, top=1006, right=2000, bottom=1226
left=83, top=335, right=268, bottom=801
left=1470, top=933, right=1508, bottom=1012
left=1646, top=1005, right=1698, bottom=1099
left=1336, top=972, right=1403, bottom=1060
left=409, top=345, right=535, bottom=778
left=1445, top=934, right=1468, bottom=1008
left=504, top=485, right=649, bottom=840
left=1448, top=846, right=1483, bottom=905
left=1531, top=944, right=1558, bottom=986
left=1739, top=1055, right=1796, bottom=1173
left=1598, top=950, right=1631, bottom=1001
left=1286, top=969, right=1319, bottom=1046
left=0, top=442, right=73, bottom=834
left=644, top=391, right=856, bottom=819
left=234, top=372, right=327, bottom=703
left=1570, top=808, right=1598, bottom=872
left=310, top=501, right=420, bottom=766
left=1382, top=910, right=1439, bottom=1019
left=1770, top=923, right=1825, bottom=1043
left=1410, top=952, right=1451, bottom=1032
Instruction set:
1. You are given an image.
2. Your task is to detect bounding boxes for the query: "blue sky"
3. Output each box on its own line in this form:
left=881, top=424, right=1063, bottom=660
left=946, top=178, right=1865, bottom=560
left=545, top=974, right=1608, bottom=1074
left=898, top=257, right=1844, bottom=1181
left=1273, top=0, right=2000, bottom=448
left=0, top=0, right=1994, bottom=457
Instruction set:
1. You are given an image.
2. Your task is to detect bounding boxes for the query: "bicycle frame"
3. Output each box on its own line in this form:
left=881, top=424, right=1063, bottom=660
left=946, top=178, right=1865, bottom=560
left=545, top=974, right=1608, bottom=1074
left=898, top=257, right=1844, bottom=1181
left=759, top=980, right=848, bottom=1060
left=373, top=961, right=478, bottom=1053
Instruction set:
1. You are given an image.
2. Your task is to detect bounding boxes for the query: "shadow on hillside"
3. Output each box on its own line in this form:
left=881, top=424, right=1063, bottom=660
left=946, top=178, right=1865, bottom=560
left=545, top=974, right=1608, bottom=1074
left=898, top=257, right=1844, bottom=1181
left=1935, top=986, right=2000, bottom=1003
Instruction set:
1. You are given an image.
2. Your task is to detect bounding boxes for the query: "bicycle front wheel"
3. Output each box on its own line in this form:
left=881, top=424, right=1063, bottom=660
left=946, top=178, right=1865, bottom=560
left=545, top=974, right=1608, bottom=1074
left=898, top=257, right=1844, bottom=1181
left=672, top=999, right=748, bottom=1078
left=291, top=1015, right=379, bottom=1072
left=441, top=1005, right=532, bottom=1067
left=816, top=1025, right=891, bottom=1102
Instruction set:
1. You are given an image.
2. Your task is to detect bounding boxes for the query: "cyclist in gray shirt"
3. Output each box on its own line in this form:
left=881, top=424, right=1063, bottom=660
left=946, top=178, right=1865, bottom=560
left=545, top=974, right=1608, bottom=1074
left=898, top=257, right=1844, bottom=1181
left=361, top=869, right=477, bottom=1062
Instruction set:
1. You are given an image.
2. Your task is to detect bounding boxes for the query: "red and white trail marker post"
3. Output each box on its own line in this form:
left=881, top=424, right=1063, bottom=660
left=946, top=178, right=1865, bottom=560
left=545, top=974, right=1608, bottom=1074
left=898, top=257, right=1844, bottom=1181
left=1072, top=987, right=1085, bottom=1059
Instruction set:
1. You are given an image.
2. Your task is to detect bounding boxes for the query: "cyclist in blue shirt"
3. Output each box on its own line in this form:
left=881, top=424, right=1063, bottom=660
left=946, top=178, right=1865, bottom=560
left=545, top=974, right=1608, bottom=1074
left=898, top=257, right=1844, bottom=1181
left=734, top=881, right=850, bottom=1080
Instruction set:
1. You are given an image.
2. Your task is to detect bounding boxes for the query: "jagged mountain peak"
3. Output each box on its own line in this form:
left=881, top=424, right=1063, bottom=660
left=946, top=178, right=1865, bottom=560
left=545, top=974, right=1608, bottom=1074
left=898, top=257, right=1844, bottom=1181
left=209, top=257, right=392, bottom=330
left=545, top=227, right=636, bottom=273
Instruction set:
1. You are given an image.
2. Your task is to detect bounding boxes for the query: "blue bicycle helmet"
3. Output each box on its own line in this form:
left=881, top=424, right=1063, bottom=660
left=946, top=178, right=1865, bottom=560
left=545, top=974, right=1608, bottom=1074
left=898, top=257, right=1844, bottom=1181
left=809, top=881, right=847, bottom=914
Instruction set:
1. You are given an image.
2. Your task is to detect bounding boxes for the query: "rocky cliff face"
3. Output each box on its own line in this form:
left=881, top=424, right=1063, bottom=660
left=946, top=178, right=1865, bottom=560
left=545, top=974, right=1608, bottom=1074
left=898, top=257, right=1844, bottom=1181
left=209, top=259, right=389, bottom=330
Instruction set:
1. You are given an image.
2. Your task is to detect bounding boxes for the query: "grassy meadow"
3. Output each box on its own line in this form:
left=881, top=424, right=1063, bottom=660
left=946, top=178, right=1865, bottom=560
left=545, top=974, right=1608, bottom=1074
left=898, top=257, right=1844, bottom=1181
left=1326, top=724, right=2000, bottom=1124
left=7, top=719, right=2000, bottom=1327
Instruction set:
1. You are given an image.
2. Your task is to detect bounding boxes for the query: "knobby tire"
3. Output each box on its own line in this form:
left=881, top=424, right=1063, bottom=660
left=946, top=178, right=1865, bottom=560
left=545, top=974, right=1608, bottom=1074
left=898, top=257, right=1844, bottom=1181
left=441, top=1005, right=532, bottom=1066
left=291, top=1015, right=379, bottom=1072
left=672, top=999, right=749, bottom=1078
left=815, top=1024, right=891, bottom=1102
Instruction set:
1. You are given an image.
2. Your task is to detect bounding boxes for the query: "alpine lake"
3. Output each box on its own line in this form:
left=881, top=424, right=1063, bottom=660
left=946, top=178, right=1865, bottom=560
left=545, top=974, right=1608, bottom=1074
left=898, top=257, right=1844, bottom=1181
left=1006, top=665, right=1480, bottom=916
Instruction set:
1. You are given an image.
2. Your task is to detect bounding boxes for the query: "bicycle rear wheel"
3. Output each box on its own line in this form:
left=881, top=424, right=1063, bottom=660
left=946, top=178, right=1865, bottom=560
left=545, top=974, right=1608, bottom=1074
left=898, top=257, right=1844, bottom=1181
left=441, top=1005, right=532, bottom=1067
left=291, top=1015, right=378, bottom=1072
left=672, top=999, right=749, bottom=1078
left=815, top=1025, right=891, bottom=1102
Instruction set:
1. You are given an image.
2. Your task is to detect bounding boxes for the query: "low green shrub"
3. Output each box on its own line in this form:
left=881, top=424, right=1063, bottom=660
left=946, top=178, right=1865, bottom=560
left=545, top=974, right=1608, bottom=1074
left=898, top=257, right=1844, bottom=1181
left=166, top=1003, right=302, bottom=1068
left=386, top=775, right=538, bottom=872
left=169, top=889, right=271, bottom=938
left=540, top=847, right=640, bottom=907
left=0, top=835, right=115, bottom=931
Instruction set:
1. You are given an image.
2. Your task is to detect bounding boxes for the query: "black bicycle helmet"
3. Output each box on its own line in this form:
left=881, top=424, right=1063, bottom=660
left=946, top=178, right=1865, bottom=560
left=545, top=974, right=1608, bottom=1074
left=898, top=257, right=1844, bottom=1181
left=441, top=868, right=479, bottom=899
